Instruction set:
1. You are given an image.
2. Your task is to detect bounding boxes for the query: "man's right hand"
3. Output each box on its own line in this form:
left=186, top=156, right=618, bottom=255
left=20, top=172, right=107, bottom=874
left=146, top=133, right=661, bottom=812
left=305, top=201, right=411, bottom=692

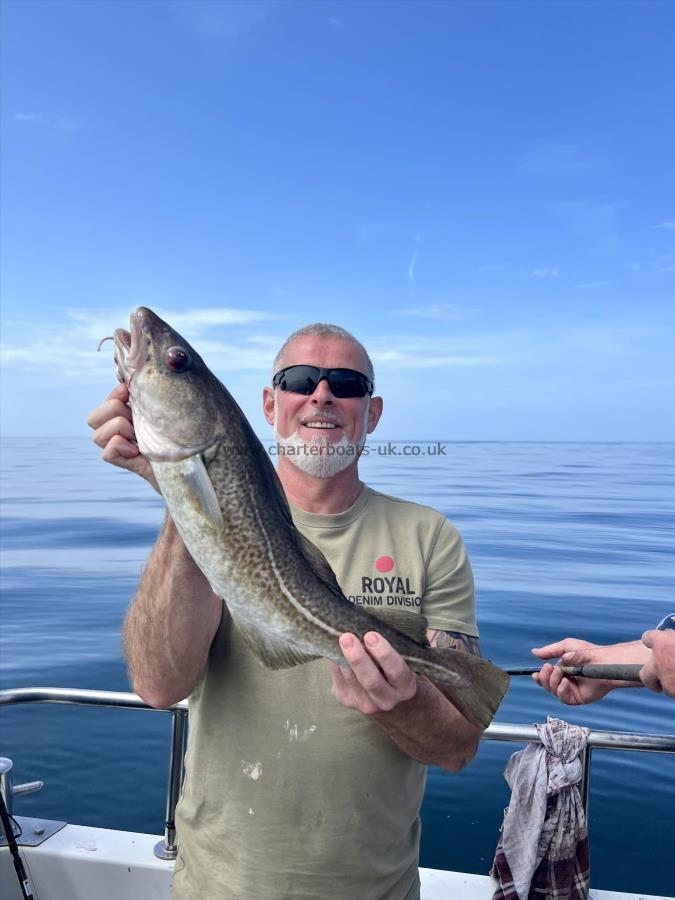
left=87, top=384, right=160, bottom=493
left=530, top=639, right=623, bottom=705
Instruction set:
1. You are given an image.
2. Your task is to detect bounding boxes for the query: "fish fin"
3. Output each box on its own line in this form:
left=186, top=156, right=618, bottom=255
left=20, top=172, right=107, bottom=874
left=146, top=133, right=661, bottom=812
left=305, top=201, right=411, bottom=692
left=422, top=652, right=510, bottom=730
left=294, top=530, right=346, bottom=601
left=178, top=456, right=224, bottom=529
left=363, top=607, right=430, bottom=646
left=232, top=614, right=320, bottom=670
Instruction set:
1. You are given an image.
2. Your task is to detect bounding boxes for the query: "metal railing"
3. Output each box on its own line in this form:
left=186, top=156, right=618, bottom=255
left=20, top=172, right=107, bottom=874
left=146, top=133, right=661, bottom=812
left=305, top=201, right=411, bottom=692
left=1, top=687, right=674, bottom=860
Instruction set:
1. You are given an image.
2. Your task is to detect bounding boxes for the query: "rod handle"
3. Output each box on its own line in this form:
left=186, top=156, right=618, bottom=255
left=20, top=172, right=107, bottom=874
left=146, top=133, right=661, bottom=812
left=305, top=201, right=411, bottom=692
left=559, top=664, right=643, bottom=681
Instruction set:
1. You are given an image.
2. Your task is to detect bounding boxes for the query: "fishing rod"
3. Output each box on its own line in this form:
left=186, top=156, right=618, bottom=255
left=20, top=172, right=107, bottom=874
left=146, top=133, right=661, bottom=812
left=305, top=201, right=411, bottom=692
left=0, top=789, right=37, bottom=900
left=503, top=614, right=675, bottom=681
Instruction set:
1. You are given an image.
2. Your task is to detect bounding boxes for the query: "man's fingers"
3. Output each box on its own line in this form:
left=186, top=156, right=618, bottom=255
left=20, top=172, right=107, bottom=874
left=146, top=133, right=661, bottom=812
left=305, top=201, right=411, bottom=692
left=559, top=650, right=592, bottom=666
left=92, top=415, right=136, bottom=450
left=102, top=434, right=140, bottom=461
left=328, top=659, right=378, bottom=713
left=363, top=632, right=417, bottom=699
left=641, top=630, right=656, bottom=649
left=338, top=634, right=399, bottom=711
left=639, top=660, right=662, bottom=693
left=531, top=638, right=588, bottom=659
left=106, top=382, right=129, bottom=402
left=87, top=397, right=133, bottom=431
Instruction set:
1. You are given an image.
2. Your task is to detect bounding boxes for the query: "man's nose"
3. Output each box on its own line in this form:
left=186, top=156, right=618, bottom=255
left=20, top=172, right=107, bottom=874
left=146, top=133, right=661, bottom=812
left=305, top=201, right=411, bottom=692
left=311, top=378, right=334, bottom=403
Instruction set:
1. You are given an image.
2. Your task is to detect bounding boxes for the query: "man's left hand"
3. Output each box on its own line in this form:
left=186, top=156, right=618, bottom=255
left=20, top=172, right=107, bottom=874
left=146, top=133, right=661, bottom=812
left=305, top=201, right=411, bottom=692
left=329, top=632, right=418, bottom=715
left=640, top=630, right=675, bottom=697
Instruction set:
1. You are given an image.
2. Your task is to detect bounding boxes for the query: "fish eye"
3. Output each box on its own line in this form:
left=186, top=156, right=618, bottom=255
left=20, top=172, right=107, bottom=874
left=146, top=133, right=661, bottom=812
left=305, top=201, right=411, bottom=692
left=166, top=346, right=192, bottom=373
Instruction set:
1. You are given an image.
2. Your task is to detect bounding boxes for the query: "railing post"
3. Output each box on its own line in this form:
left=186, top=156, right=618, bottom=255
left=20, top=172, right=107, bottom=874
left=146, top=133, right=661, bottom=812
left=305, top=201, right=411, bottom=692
left=154, top=707, right=188, bottom=860
left=580, top=743, right=592, bottom=819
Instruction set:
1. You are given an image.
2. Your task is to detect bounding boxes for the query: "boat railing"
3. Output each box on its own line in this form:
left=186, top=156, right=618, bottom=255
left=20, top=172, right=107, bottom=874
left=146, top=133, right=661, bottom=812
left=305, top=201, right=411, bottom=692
left=2, top=686, right=674, bottom=861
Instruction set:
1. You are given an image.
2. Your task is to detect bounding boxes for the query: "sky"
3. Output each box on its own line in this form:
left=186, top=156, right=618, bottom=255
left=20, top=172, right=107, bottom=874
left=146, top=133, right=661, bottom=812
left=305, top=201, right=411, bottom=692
left=1, top=0, right=674, bottom=441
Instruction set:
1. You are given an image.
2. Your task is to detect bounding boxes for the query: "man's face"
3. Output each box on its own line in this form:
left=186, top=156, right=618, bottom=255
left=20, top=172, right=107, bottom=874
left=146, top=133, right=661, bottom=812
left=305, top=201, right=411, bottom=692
left=263, top=335, right=382, bottom=456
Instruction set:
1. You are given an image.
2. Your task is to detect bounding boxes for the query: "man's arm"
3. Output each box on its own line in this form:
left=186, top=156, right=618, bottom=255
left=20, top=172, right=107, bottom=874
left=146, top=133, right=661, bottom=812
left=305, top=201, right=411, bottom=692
left=123, top=514, right=223, bottom=708
left=329, top=628, right=483, bottom=772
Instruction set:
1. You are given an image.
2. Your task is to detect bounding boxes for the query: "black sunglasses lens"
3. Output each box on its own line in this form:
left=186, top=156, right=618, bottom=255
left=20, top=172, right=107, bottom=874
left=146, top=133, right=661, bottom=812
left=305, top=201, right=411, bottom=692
left=279, top=366, right=319, bottom=395
left=327, top=370, right=368, bottom=398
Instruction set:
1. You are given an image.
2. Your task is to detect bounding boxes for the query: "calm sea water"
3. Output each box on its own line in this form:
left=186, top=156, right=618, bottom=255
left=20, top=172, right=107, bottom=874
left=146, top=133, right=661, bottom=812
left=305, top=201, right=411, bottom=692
left=1, top=439, right=674, bottom=895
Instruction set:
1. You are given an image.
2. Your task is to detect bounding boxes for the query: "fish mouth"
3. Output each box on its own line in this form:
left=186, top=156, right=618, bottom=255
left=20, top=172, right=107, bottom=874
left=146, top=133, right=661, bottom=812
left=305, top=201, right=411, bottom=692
left=113, top=310, right=147, bottom=386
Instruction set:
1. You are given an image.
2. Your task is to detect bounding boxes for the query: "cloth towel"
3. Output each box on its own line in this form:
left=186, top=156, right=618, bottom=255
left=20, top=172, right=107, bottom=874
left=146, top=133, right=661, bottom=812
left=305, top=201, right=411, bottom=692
left=491, top=716, right=590, bottom=900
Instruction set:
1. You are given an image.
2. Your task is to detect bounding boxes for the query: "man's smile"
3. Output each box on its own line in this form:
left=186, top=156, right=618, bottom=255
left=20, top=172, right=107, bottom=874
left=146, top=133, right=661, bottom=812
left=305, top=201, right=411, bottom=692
left=300, top=415, right=343, bottom=432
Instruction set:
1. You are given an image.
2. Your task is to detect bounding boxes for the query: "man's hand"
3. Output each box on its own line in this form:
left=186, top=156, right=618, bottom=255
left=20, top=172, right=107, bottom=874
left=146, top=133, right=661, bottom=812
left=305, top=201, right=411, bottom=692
left=531, top=639, right=622, bottom=705
left=329, top=632, right=417, bottom=715
left=87, top=384, right=160, bottom=492
left=641, top=630, right=675, bottom=696
left=532, top=638, right=651, bottom=705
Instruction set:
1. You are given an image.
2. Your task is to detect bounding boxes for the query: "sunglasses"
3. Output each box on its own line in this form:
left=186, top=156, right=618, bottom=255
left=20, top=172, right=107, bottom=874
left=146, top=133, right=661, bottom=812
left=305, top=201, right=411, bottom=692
left=272, top=365, right=373, bottom=398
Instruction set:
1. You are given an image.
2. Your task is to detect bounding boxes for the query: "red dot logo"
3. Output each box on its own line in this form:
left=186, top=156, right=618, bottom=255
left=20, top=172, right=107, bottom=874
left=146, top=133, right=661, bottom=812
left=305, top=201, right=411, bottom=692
left=375, top=556, right=394, bottom=572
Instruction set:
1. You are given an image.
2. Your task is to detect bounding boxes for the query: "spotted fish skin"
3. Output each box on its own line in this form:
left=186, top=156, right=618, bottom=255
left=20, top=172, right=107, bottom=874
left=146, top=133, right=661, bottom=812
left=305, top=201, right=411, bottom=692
left=111, top=307, right=510, bottom=729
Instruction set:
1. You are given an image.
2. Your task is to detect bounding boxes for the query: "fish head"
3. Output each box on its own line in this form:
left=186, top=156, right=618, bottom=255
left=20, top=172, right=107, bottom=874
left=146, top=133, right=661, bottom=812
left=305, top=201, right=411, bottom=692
left=113, top=307, right=223, bottom=461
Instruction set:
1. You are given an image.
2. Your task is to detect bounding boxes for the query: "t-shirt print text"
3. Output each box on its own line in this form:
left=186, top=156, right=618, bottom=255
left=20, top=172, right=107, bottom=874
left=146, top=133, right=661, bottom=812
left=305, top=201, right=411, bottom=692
left=347, top=555, right=422, bottom=609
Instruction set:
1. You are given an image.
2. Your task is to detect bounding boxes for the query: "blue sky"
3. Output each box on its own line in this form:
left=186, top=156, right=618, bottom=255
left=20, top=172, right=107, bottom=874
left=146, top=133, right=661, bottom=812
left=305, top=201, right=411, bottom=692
left=1, top=0, right=674, bottom=440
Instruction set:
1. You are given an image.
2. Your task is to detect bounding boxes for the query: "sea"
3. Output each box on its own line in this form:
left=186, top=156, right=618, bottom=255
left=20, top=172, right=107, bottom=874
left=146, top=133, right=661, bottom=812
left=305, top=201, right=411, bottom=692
left=1, top=438, right=674, bottom=896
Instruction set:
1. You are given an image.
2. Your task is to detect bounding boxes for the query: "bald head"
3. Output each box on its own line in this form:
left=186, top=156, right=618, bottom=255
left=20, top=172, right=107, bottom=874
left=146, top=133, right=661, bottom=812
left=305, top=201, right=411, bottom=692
left=272, top=323, right=374, bottom=386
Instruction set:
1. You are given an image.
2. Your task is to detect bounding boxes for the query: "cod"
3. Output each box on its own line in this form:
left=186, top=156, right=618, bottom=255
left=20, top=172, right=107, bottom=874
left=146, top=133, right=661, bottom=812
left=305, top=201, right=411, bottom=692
left=109, top=307, right=509, bottom=729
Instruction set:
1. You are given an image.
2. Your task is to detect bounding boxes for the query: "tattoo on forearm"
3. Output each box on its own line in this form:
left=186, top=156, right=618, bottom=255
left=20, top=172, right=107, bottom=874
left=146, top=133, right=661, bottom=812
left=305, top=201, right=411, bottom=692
left=427, top=630, right=481, bottom=656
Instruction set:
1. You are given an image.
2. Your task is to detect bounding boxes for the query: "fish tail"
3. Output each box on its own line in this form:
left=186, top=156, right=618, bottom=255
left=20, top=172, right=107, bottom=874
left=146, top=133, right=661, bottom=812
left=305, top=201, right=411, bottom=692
left=414, top=651, right=510, bottom=730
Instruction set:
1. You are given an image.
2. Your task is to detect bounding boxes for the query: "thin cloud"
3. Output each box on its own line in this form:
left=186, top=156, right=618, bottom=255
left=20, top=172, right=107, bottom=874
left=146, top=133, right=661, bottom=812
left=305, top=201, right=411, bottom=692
left=554, top=201, right=620, bottom=250
left=355, top=222, right=394, bottom=242
left=477, top=263, right=507, bottom=273
left=396, top=304, right=463, bottom=321
left=520, top=141, right=598, bottom=177
left=13, top=112, right=80, bottom=133
left=655, top=221, right=675, bottom=230
left=367, top=334, right=503, bottom=370
left=65, top=306, right=281, bottom=342
left=531, top=268, right=560, bottom=278
left=175, top=0, right=276, bottom=39
left=0, top=306, right=286, bottom=380
left=407, top=234, right=422, bottom=284
left=372, top=351, right=498, bottom=368
left=156, top=307, right=281, bottom=329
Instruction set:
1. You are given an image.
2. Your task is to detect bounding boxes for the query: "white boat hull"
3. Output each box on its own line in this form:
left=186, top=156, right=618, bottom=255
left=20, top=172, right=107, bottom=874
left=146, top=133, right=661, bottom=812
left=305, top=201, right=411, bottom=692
left=1, top=819, right=671, bottom=900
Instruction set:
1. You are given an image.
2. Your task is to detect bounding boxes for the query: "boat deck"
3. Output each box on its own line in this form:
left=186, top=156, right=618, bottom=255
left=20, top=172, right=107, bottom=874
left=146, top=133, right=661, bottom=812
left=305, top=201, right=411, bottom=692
left=1, top=820, right=671, bottom=900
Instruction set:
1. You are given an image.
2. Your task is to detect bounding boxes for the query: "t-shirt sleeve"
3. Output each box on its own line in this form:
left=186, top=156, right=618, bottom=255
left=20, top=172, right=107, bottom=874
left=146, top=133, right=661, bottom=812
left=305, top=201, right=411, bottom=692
left=422, top=516, right=478, bottom=637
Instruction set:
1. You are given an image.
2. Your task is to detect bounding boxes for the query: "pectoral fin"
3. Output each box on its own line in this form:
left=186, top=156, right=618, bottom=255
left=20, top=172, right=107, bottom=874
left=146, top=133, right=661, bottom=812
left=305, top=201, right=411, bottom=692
left=231, top=612, right=319, bottom=670
left=178, top=455, right=224, bottom=529
left=364, top=607, right=429, bottom=646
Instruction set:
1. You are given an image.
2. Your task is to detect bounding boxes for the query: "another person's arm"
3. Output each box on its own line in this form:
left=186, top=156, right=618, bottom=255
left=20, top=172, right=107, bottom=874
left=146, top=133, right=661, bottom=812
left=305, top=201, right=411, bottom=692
left=640, top=630, right=675, bottom=696
left=88, top=384, right=222, bottom=708
left=531, top=638, right=650, bottom=705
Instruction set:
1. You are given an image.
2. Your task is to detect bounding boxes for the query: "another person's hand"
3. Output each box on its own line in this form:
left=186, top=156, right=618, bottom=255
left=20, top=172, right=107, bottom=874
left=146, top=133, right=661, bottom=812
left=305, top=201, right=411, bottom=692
left=329, top=632, right=417, bottom=715
left=531, top=639, right=623, bottom=705
left=87, top=384, right=160, bottom=493
left=640, top=630, right=675, bottom=697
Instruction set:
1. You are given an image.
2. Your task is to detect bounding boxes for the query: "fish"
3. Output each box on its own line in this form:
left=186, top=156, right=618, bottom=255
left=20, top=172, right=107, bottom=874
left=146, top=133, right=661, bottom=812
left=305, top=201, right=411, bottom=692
left=107, top=307, right=510, bottom=729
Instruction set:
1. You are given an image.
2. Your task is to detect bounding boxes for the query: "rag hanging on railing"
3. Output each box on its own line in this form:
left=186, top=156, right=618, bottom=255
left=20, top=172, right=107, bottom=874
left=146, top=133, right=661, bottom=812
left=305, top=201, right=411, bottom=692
left=491, top=717, right=590, bottom=900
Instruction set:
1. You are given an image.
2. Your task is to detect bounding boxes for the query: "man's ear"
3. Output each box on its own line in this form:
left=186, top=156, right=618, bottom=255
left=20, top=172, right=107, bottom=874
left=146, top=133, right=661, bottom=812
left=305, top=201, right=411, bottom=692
left=262, top=387, right=276, bottom=425
left=367, top=396, right=383, bottom=434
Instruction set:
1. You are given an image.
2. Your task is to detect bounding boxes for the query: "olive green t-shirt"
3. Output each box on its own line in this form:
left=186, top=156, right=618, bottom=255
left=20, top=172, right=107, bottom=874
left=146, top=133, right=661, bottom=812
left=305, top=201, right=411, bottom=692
left=173, top=486, right=477, bottom=900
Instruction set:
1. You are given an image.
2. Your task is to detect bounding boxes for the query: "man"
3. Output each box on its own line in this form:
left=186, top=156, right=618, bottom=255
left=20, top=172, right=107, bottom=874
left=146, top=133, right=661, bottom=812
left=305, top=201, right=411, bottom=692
left=87, top=322, right=483, bottom=900
left=532, top=627, right=675, bottom=704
